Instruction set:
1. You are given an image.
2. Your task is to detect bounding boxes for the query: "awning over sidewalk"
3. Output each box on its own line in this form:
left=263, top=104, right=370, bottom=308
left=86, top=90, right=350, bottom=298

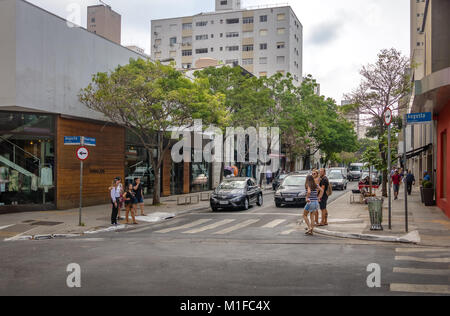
left=406, top=144, right=432, bottom=159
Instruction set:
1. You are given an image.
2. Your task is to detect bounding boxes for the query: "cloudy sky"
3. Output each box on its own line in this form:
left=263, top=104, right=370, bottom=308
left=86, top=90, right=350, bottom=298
left=28, top=0, right=410, bottom=103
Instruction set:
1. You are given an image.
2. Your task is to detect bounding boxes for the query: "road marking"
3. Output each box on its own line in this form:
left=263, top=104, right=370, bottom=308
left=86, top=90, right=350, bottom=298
left=213, top=219, right=260, bottom=235
left=262, top=219, right=287, bottom=228
left=280, top=229, right=297, bottom=236
left=396, top=248, right=449, bottom=253
left=155, top=219, right=212, bottom=234
left=395, top=256, right=450, bottom=263
left=183, top=219, right=236, bottom=234
left=390, top=283, right=450, bottom=295
left=0, top=225, right=14, bottom=231
left=393, top=267, right=450, bottom=276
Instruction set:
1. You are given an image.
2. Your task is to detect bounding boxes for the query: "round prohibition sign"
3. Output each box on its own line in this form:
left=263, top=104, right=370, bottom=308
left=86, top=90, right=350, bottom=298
left=76, top=146, right=89, bottom=161
left=384, top=108, right=393, bottom=126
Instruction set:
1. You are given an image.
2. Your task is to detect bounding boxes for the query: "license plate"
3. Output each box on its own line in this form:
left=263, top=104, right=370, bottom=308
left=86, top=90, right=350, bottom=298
left=285, top=198, right=294, bottom=202
left=219, top=201, right=229, bottom=205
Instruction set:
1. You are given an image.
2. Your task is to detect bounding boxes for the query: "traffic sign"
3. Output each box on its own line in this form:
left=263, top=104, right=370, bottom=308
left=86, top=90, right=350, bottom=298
left=76, top=146, right=89, bottom=161
left=84, top=137, right=96, bottom=147
left=64, top=136, right=81, bottom=146
left=384, top=108, right=393, bottom=126
left=406, top=112, right=432, bottom=125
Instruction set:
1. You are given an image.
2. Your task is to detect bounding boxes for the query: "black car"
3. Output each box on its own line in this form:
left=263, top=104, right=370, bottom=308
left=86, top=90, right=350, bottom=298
left=272, top=174, right=289, bottom=190
left=210, top=178, right=263, bottom=212
left=274, top=175, right=307, bottom=207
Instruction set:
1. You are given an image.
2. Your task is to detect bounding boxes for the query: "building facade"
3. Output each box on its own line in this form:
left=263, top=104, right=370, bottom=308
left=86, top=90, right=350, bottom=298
left=406, top=0, right=450, bottom=217
left=87, top=4, right=122, bottom=45
left=151, top=1, right=303, bottom=84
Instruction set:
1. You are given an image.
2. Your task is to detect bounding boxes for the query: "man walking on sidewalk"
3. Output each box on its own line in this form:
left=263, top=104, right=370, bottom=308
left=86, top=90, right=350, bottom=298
left=406, top=170, right=415, bottom=196
left=392, top=170, right=401, bottom=200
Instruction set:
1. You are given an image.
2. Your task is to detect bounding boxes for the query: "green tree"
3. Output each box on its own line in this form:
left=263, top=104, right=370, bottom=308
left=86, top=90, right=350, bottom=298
left=79, top=58, right=226, bottom=204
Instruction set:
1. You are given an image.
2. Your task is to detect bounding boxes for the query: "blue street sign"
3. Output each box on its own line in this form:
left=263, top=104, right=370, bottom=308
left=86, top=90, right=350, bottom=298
left=64, top=136, right=81, bottom=145
left=406, top=112, right=432, bottom=125
left=84, top=137, right=97, bottom=147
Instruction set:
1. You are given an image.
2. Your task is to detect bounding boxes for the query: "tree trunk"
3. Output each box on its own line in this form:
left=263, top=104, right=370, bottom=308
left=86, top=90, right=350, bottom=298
left=152, top=169, right=161, bottom=205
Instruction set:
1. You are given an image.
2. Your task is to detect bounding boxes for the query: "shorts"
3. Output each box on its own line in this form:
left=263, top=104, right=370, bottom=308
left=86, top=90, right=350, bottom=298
left=136, top=197, right=144, bottom=204
left=393, top=184, right=400, bottom=193
left=305, top=201, right=319, bottom=213
left=320, top=196, right=328, bottom=210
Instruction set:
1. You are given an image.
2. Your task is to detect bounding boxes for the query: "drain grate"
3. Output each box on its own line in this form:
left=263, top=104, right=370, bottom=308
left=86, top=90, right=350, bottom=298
left=30, top=221, right=64, bottom=226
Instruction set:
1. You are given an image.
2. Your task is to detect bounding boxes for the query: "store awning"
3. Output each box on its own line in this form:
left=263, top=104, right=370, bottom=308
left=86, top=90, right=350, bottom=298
left=406, top=144, right=432, bottom=159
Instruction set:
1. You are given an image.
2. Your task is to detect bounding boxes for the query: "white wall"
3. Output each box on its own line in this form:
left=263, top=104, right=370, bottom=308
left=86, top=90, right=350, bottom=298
left=0, top=0, right=145, bottom=120
left=0, top=0, right=16, bottom=107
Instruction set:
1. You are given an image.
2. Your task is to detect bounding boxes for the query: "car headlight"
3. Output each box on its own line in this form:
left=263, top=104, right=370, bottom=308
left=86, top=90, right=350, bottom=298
left=230, top=196, right=244, bottom=202
left=275, top=191, right=281, bottom=197
left=297, top=192, right=306, bottom=197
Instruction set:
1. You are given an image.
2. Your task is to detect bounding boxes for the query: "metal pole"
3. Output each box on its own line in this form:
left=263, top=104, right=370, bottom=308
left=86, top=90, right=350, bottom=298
left=403, top=116, right=408, bottom=233
left=388, top=124, right=392, bottom=230
left=79, top=137, right=84, bottom=227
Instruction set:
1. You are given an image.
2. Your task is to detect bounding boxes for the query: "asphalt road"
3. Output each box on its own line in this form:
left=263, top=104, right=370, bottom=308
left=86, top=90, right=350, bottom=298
left=1, top=182, right=449, bottom=296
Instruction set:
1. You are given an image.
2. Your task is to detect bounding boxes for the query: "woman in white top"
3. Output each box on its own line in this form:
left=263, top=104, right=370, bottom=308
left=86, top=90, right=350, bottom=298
left=110, top=179, right=120, bottom=225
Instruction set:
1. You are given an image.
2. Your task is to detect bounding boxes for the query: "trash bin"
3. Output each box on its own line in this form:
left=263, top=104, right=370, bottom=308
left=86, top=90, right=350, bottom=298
left=367, top=197, right=383, bottom=231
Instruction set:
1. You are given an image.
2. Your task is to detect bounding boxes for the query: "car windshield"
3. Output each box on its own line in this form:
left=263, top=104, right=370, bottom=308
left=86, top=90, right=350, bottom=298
left=218, top=181, right=246, bottom=190
left=350, top=166, right=362, bottom=171
left=329, top=173, right=343, bottom=179
left=282, top=176, right=306, bottom=186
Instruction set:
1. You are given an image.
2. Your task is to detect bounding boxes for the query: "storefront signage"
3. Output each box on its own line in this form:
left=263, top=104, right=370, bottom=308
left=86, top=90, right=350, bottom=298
left=406, top=112, right=432, bottom=125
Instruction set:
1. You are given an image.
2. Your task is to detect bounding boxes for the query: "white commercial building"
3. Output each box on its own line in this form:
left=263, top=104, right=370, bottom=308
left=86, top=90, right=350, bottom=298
left=151, top=0, right=303, bottom=84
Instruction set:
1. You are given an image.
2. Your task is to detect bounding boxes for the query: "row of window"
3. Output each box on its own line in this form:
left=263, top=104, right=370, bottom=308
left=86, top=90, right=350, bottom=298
left=179, top=42, right=288, bottom=55
left=180, top=13, right=287, bottom=29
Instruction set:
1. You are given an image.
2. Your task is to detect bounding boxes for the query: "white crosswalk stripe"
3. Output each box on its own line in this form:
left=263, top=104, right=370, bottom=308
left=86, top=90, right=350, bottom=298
left=395, top=256, right=450, bottom=263
left=395, top=248, right=449, bottom=253
left=155, top=219, right=212, bottom=234
left=262, top=219, right=286, bottom=228
left=390, top=283, right=450, bottom=295
left=183, top=219, right=236, bottom=234
left=213, top=219, right=260, bottom=235
left=393, top=267, right=450, bottom=276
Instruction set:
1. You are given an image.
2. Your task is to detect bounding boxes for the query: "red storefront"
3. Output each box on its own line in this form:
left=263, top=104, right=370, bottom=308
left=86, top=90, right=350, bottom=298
left=436, top=98, right=450, bottom=217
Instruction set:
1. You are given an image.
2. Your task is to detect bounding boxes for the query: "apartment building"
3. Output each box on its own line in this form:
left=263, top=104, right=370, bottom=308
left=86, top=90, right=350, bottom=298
left=151, top=1, right=303, bottom=84
left=87, top=4, right=121, bottom=45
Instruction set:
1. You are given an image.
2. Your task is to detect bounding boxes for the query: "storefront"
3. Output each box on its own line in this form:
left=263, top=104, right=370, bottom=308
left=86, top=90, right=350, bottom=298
left=0, top=112, right=55, bottom=211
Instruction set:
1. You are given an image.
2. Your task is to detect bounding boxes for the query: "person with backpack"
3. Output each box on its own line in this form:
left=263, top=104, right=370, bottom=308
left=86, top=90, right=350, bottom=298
left=318, top=168, right=331, bottom=227
left=303, top=175, right=324, bottom=236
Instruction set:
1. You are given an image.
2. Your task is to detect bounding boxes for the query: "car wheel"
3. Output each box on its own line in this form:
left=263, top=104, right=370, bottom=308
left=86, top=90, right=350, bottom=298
left=211, top=206, right=218, bottom=212
left=243, top=198, right=249, bottom=210
left=257, top=194, right=263, bottom=206
left=275, top=202, right=282, bottom=208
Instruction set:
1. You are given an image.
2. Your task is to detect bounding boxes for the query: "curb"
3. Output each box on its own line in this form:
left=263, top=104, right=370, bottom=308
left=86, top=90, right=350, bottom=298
left=315, top=228, right=421, bottom=244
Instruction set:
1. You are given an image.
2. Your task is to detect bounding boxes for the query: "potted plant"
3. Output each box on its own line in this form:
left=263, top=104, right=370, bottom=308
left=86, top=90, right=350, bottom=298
left=422, top=180, right=435, bottom=206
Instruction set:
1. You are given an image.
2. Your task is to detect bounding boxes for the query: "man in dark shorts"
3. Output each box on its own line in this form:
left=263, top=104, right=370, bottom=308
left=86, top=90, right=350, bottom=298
left=392, top=170, right=402, bottom=200
left=133, top=178, right=146, bottom=216
left=319, top=168, right=329, bottom=226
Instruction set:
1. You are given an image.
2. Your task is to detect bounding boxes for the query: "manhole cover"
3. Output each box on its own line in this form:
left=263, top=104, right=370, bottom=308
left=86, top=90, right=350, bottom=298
left=31, top=221, right=64, bottom=226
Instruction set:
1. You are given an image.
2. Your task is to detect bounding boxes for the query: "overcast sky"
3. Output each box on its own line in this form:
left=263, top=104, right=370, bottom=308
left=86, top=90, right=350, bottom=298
left=28, top=0, right=410, bottom=103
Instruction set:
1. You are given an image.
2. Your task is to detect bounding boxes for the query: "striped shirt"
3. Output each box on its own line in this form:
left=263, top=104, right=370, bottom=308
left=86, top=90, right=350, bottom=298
left=309, top=185, right=319, bottom=202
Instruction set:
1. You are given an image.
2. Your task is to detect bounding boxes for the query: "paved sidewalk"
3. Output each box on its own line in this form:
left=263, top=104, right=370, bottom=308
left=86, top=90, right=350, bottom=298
left=0, top=188, right=274, bottom=241
left=316, top=186, right=450, bottom=246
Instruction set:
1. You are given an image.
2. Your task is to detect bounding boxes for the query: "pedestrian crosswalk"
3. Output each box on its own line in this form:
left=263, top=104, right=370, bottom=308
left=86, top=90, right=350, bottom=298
left=153, top=216, right=303, bottom=236
left=390, top=247, right=450, bottom=295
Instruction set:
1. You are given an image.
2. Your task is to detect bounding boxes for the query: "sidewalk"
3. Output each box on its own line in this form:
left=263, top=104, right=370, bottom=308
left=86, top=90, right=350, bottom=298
left=0, top=187, right=274, bottom=241
left=316, top=186, right=450, bottom=246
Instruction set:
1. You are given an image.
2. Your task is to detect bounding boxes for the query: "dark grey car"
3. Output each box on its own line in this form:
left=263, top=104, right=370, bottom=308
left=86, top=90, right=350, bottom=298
left=274, top=175, right=307, bottom=207
left=210, top=178, right=263, bottom=212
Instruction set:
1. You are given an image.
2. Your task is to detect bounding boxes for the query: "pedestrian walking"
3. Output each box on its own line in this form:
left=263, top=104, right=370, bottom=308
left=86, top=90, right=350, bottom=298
left=392, top=170, right=401, bottom=200
left=303, top=175, right=324, bottom=236
left=109, top=178, right=120, bottom=226
left=266, top=169, right=272, bottom=185
left=116, top=177, right=124, bottom=220
left=133, top=178, right=146, bottom=216
left=123, top=183, right=138, bottom=225
left=312, top=169, right=320, bottom=226
left=406, top=170, right=416, bottom=195
left=318, top=168, right=330, bottom=226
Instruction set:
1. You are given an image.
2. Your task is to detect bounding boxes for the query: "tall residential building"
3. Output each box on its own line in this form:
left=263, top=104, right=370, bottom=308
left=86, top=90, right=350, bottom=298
left=87, top=4, right=121, bottom=45
left=411, top=0, right=427, bottom=80
left=151, top=1, right=303, bottom=84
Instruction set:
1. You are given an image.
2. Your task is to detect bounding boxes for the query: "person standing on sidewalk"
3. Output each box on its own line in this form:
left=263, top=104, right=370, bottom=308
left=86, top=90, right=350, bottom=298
left=392, top=170, right=401, bottom=200
left=406, top=170, right=416, bottom=195
left=133, top=178, right=146, bottom=216
left=303, top=175, right=323, bottom=236
left=116, top=177, right=124, bottom=221
left=109, top=178, right=120, bottom=226
left=312, top=169, right=321, bottom=226
left=318, top=168, right=330, bottom=226
left=123, top=183, right=138, bottom=225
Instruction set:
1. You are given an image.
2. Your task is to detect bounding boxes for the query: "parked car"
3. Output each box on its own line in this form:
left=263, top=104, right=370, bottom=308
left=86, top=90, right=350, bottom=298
left=272, top=173, right=289, bottom=191
left=348, top=163, right=364, bottom=181
left=274, top=175, right=307, bottom=207
left=329, top=167, right=348, bottom=179
left=328, top=171, right=348, bottom=191
left=210, top=178, right=263, bottom=212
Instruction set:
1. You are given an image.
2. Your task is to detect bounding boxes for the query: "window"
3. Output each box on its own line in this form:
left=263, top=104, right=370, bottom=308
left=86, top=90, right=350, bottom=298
left=242, top=45, right=254, bottom=52
left=242, top=58, right=253, bottom=65
left=182, top=23, right=192, bottom=30
left=226, top=32, right=239, bottom=38
left=221, top=0, right=228, bottom=5
left=196, top=21, right=208, bottom=27
left=91, top=18, right=95, bottom=23
left=182, top=36, right=192, bottom=46
left=226, top=46, right=239, bottom=51
left=276, top=56, right=285, bottom=64
left=243, top=31, right=253, bottom=38
left=277, top=42, right=285, bottom=49
left=277, top=28, right=286, bottom=35
left=182, top=50, right=192, bottom=56
left=260, top=15, right=267, bottom=22
left=169, top=37, right=177, bottom=45
left=259, top=57, right=267, bottom=64
left=195, top=34, right=208, bottom=40
left=277, top=13, right=286, bottom=21
left=243, top=17, right=254, bottom=24
left=259, top=29, right=268, bottom=36
left=260, top=43, right=267, bottom=50
left=182, top=63, right=192, bottom=69
left=226, top=18, right=240, bottom=24
left=196, top=48, right=208, bottom=54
